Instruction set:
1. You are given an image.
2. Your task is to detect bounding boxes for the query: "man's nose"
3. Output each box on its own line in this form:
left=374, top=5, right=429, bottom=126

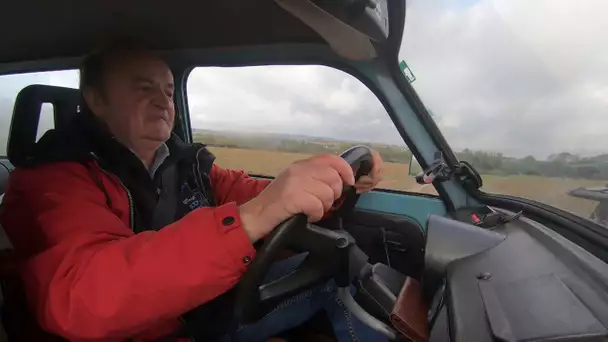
left=152, top=88, right=172, bottom=109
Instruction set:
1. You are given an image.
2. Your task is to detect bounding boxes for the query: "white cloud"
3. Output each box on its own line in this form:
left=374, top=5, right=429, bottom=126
left=400, top=0, right=608, bottom=158
left=324, top=80, right=361, bottom=115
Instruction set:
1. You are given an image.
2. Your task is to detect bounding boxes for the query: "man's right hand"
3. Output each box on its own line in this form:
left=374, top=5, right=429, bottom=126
left=238, top=154, right=355, bottom=243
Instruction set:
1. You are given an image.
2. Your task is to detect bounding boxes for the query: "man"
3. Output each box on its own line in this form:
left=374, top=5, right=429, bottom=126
left=0, top=46, right=387, bottom=342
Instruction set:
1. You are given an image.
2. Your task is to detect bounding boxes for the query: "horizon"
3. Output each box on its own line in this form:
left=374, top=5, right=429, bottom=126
left=192, top=128, right=608, bottom=162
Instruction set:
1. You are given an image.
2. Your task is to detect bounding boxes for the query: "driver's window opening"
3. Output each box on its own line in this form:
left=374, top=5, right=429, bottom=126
left=186, top=65, right=438, bottom=195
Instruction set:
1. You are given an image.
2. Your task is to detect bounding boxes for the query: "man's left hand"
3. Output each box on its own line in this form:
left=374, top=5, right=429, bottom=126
left=354, top=149, right=384, bottom=194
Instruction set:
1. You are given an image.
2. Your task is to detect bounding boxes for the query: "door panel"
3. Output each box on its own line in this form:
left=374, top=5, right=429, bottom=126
left=342, top=209, right=426, bottom=279
left=355, top=190, right=446, bottom=228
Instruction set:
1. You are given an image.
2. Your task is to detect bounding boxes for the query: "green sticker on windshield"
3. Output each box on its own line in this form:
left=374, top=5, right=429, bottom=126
left=399, top=60, right=416, bottom=83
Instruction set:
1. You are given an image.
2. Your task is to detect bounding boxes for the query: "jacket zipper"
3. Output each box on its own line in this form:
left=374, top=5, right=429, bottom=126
left=91, top=153, right=135, bottom=230
left=194, top=148, right=213, bottom=206
left=115, top=175, right=135, bottom=230
left=101, top=168, right=135, bottom=230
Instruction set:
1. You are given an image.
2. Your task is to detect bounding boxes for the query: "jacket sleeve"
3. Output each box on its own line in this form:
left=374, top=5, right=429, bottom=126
left=210, top=164, right=271, bottom=206
left=0, top=162, right=256, bottom=341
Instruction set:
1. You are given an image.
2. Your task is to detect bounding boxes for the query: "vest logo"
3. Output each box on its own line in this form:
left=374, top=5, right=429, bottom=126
left=180, top=183, right=209, bottom=211
left=183, top=195, right=201, bottom=210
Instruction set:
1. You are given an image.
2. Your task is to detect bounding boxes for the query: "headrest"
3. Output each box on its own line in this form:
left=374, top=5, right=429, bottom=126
left=7, top=85, right=79, bottom=165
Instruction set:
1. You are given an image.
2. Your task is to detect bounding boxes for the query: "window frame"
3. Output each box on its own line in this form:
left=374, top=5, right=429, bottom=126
left=0, top=43, right=460, bottom=211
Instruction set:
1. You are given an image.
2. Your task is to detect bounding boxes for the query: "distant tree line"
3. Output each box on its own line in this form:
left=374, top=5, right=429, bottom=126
left=194, top=132, right=608, bottom=180
left=194, top=132, right=413, bottom=163
left=455, top=150, right=608, bottom=180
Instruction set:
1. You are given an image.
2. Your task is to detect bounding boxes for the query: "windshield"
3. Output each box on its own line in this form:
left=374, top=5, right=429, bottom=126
left=399, top=0, right=608, bottom=226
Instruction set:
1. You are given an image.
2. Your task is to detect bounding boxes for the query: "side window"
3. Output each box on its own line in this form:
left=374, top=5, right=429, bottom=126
left=0, top=70, right=79, bottom=155
left=187, top=65, right=432, bottom=194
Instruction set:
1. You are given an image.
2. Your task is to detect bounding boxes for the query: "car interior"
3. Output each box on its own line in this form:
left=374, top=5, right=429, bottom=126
left=0, top=1, right=608, bottom=342
left=0, top=83, right=430, bottom=341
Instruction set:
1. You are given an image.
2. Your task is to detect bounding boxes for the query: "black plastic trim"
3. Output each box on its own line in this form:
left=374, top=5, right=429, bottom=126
left=444, top=214, right=608, bottom=342
left=425, top=214, right=506, bottom=276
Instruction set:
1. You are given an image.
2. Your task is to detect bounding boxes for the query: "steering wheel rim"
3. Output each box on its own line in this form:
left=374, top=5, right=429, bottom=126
left=332, top=145, right=374, bottom=216
left=234, top=146, right=374, bottom=324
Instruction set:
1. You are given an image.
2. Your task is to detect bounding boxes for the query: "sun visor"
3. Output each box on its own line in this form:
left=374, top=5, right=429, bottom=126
left=275, top=0, right=378, bottom=61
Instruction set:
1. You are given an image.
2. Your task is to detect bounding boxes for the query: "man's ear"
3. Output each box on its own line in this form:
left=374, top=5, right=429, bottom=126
left=82, top=87, right=106, bottom=117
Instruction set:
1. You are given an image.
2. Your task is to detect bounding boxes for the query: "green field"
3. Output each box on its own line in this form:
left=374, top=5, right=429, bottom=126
left=208, top=146, right=607, bottom=220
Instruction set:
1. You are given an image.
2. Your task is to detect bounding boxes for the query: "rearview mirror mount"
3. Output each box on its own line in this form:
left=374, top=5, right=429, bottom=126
left=312, top=0, right=389, bottom=41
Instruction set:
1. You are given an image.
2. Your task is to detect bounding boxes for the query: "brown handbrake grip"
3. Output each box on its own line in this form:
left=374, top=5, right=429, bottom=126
left=389, top=277, right=429, bottom=342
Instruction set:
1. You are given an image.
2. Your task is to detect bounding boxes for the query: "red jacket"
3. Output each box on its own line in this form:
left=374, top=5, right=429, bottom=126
left=0, top=159, right=271, bottom=341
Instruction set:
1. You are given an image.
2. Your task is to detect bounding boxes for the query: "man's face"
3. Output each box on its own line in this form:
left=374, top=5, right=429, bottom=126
left=85, top=51, right=175, bottom=150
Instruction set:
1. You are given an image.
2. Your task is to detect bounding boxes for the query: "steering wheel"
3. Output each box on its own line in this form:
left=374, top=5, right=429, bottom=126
left=234, top=146, right=374, bottom=324
left=331, top=146, right=374, bottom=217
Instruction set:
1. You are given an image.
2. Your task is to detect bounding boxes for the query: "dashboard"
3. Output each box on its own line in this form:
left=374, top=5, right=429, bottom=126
left=425, top=213, right=608, bottom=342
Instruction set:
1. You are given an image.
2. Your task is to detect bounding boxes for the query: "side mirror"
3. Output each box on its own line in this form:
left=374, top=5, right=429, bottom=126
left=408, top=154, right=423, bottom=177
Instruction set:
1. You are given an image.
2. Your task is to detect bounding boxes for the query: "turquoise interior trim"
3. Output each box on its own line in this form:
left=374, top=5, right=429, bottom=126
left=356, top=191, right=447, bottom=229
left=251, top=175, right=447, bottom=229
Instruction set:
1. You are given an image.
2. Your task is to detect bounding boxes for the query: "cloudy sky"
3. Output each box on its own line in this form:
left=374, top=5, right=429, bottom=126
left=1, top=0, right=607, bottom=159
left=402, top=0, right=608, bottom=158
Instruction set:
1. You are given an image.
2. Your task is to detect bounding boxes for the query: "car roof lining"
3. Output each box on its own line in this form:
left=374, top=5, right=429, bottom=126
left=0, top=0, right=326, bottom=70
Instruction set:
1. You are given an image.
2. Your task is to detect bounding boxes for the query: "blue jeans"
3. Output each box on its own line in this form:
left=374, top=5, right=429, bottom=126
left=220, top=254, right=389, bottom=342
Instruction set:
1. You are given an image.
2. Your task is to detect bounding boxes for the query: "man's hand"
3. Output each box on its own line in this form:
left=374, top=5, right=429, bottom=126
left=354, top=149, right=384, bottom=194
left=238, top=154, right=355, bottom=243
